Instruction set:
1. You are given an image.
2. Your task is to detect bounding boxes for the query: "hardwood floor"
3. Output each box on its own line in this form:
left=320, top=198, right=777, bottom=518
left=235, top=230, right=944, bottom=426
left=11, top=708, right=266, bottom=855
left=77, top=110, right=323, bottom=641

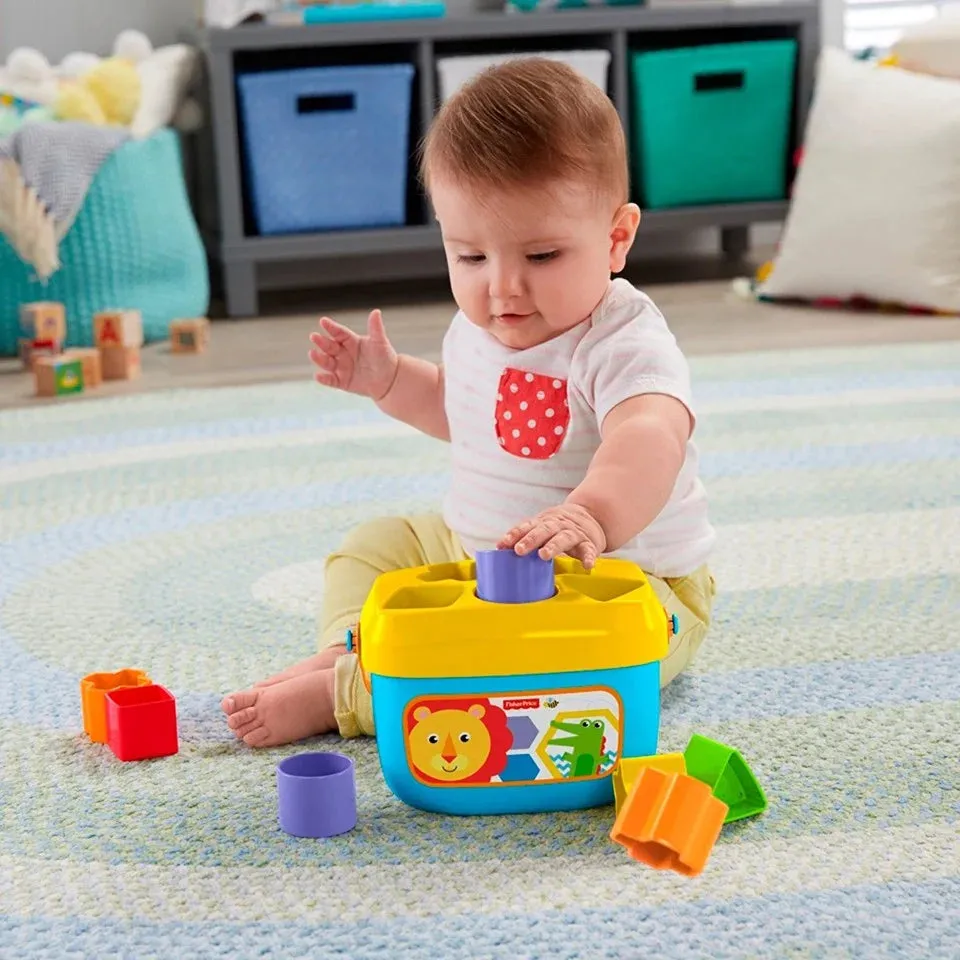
left=3, top=258, right=959, bottom=409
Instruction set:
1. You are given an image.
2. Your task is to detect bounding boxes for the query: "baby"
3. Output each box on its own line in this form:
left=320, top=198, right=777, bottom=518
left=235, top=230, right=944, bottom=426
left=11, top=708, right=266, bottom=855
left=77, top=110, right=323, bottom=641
left=222, top=58, right=716, bottom=747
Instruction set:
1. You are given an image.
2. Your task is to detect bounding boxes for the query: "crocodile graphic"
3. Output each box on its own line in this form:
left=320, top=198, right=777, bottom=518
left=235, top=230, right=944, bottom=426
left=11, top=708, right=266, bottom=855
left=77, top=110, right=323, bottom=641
left=548, top=718, right=606, bottom=779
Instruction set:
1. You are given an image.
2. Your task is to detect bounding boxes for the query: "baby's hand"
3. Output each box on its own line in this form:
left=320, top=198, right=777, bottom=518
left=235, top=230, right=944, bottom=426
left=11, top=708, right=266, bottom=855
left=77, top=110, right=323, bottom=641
left=309, top=309, right=399, bottom=400
left=498, top=503, right=607, bottom=571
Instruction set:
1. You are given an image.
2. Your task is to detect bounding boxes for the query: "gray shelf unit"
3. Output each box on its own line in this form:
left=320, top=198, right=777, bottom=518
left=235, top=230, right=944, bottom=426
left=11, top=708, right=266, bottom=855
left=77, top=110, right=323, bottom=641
left=196, top=3, right=819, bottom=317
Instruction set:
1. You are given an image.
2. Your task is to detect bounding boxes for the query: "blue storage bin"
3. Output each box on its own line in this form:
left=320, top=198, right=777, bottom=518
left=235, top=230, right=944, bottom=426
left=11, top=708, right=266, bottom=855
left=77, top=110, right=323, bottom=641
left=630, top=40, right=797, bottom=209
left=236, top=63, right=415, bottom=234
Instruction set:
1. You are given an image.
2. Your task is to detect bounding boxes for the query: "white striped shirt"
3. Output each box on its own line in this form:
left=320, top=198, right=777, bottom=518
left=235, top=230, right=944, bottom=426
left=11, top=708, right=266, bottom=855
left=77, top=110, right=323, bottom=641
left=441, top=278, right=714, bottom=578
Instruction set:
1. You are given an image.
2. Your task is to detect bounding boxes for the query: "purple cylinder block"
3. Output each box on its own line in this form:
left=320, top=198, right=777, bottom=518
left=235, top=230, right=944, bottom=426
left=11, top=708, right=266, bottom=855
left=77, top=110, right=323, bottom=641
left=276, top=752, right=357, bottom=838
left=475, top=548, right=556, bottom=604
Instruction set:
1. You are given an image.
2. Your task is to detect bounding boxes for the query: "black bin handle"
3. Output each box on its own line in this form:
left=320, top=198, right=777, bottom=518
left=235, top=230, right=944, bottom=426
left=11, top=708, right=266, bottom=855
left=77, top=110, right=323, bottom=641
left=693, top=70, right=746, bottom=93
left=297, top=92, right=357, bottom=114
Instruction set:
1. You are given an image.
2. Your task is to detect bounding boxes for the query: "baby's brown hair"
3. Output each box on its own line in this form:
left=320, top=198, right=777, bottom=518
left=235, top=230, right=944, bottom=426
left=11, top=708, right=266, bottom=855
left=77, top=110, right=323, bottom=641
left=420, top=57, right=629, bottom=207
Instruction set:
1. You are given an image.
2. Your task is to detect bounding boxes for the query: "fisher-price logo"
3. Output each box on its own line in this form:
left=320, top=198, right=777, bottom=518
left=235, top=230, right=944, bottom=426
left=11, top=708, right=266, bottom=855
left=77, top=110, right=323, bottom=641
left=503, top=698, right=540, bottom=711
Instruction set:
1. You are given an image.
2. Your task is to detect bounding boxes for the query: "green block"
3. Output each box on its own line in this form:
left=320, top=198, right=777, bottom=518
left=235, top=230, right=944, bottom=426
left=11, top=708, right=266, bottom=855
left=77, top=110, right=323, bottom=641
left=683, top=734, right=767, bottom=823
left=54, top=359, right=84, bottom=395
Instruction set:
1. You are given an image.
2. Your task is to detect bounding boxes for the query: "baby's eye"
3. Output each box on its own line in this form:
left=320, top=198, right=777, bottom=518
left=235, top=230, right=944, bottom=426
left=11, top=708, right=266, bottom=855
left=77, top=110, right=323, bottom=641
left=427, top=734, right=440, bottom=744
left=527, top=251, right=559, bottom=264
left=457, top=254, right=485, bottom=265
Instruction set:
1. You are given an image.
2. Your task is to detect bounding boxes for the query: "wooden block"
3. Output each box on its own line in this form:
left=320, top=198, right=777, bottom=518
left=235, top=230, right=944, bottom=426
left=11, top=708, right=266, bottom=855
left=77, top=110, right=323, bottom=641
left=21, top=339, right=63, bottom=371
left=63, top=348, right=102, bottom=388
left=100, top=345, right=141, bottom=381
left=34, top=356, right=84, bottom=398
left=169, top=317, right=210, bottom=354
left=94, top=310, right=143, bottom=349
left=20, top=302, right=66, bottom=342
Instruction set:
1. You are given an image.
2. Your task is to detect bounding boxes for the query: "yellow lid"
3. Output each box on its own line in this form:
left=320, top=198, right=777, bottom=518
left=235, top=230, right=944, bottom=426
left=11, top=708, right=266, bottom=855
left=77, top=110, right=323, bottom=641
left=358, top=557, right=668, bottom=680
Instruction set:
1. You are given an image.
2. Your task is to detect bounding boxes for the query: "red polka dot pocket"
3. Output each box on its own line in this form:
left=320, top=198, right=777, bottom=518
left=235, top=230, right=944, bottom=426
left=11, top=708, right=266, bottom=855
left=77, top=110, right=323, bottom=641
left=495, top=368, right=569, bottom=459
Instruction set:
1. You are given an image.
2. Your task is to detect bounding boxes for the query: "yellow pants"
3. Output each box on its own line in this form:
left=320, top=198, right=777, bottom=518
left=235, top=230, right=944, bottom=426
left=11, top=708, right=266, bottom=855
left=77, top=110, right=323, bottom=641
left=321, top=514, right=716, bottom=738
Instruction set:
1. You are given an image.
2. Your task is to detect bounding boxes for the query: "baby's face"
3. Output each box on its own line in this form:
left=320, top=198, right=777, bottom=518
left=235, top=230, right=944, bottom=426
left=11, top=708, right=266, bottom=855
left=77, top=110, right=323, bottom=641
left=432, top=177, right=640, bottom=350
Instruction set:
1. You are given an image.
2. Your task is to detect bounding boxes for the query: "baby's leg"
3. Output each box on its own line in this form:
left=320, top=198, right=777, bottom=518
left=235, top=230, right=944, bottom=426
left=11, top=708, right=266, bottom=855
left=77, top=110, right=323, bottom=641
left=646, top=565, right=716, bottom=687
left=253, top=646, right=344, bottom=689
left=319, top=515, right=466, bottom=738
left=222, top=670, right=337, bottom=747
left=222, top=514, right=464, bottom=747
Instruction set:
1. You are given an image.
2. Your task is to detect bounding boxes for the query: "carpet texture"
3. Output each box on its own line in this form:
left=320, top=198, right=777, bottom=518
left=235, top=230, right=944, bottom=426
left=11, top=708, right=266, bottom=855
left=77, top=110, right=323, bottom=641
left=1, top=340, right=958, bottom=959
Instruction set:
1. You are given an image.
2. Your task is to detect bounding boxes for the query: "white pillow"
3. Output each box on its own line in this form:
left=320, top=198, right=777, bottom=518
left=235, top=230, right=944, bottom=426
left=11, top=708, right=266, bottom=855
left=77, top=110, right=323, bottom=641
left=894, top=14, right=960, bottom=80
left=131, top=44, right=199, bottom=139
left=758, top=48, right=960, bottom=313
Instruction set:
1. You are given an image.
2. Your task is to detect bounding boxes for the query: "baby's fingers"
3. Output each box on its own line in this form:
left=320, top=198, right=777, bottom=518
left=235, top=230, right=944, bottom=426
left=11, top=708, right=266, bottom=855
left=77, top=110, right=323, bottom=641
left=309, top=349, right=336, bottom=372
left=536, top=527, right=583, bottom=562
left=498, top=519, right=534, bottom=549
left=568, top=541, right=598, bottom=571
left=309, top=331, right=340, bottom=357
left=318, top=315, right=356, bottom=343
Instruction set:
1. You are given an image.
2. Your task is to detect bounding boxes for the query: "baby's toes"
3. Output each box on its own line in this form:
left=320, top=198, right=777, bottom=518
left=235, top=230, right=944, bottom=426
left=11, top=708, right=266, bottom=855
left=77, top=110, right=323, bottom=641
left=226, top=704, right=259, bottom=731
left=242, top=726, right=273, bottom=748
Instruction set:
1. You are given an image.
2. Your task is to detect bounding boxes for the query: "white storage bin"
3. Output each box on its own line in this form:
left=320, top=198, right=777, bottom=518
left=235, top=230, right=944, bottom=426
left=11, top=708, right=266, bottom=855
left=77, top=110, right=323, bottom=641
left=436, top=50, right=612, bottom=103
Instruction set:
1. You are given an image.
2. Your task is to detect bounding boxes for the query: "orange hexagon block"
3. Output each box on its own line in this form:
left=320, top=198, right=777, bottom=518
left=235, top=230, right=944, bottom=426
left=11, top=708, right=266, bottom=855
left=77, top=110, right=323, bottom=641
left=610, top=766, right=728, bottom=877
left=80, top=669, right=152, bottom=743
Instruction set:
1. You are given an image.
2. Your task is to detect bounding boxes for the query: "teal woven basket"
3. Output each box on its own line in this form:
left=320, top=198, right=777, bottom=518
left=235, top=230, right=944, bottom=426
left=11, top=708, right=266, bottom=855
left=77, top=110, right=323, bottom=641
left=0, top=129, right=209, bottom=356
left=630, top=40, right=797, bottom=209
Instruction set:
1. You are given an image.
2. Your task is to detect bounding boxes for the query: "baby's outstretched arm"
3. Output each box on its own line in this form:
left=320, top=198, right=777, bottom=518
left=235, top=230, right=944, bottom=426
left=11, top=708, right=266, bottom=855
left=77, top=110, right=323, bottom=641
left=500, top=394, right=690, bottom=568
left=309, top=309, right=449, bottom=440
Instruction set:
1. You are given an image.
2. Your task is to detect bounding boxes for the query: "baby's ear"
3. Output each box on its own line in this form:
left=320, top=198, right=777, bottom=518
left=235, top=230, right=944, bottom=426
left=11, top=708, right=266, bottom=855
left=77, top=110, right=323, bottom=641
left=609, top=203, right=641, bottom=274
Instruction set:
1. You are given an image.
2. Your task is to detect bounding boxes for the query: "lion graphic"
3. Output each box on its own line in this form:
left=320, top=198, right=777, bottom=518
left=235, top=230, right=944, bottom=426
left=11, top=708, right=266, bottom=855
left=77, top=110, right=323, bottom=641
left=405, top=697, right=513, bottom=784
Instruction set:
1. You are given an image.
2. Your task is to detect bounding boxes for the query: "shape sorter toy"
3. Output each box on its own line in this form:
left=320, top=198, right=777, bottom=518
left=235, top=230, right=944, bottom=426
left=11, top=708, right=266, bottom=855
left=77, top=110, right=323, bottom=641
left=80, top=669, right=179, bottom=761
left=352, top=549, right=670, bottom=816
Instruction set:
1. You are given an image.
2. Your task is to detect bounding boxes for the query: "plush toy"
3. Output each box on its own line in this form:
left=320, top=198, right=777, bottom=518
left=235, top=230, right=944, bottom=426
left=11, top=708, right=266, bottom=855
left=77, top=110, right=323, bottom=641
left=54, top=56, right=142, bottom=126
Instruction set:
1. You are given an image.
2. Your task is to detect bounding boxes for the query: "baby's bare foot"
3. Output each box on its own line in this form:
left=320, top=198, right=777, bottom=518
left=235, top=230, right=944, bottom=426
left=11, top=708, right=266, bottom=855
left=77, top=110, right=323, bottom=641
left=221, top=670, right=337, bottom=747
left=254, top=646, right=348, bottom=688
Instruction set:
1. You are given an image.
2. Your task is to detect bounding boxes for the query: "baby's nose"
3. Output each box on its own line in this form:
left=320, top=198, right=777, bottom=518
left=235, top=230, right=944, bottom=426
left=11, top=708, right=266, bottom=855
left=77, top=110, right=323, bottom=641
left=489, top=263, right=524, bottom=300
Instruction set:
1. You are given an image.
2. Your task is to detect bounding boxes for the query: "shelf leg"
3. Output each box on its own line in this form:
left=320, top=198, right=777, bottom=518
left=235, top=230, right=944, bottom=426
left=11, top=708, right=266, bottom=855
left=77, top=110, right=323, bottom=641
left=721, top=226, right=750, bottom=261
left=224, top=261, right=258, bottom=318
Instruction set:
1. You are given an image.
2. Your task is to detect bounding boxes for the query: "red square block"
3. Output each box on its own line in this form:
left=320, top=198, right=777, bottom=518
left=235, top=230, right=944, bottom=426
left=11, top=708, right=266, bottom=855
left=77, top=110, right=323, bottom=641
left=105, top=684, right=179, bottom=761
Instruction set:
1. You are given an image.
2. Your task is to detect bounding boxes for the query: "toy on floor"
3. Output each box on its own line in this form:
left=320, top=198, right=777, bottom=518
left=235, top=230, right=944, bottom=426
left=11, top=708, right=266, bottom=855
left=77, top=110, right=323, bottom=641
left=34, top=355, right=84, bottom=397
left=19, top=301, right=66, bottom=371
left=23, top=301, right=143, bottom=397
left=94, top=308, right=143, bottom=380
left=353, top=548, right=671, bottom=816
left=609, top=734, right=767, bottom=876
left=276, top=752, right=357, bottom=838
left=80, top=668, right=179, bottom=761
left=169, top=317, right=210, bottom=354
left=63, top=347, right=103, bottom=389
left=20, top=301, right=93, bottom=398
left=611, top=766, right=728, bottom=876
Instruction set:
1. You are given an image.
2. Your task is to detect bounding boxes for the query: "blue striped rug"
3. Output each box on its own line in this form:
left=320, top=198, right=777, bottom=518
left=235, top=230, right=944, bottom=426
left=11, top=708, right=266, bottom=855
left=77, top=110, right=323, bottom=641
left=1, top=340, right=957, bottom=959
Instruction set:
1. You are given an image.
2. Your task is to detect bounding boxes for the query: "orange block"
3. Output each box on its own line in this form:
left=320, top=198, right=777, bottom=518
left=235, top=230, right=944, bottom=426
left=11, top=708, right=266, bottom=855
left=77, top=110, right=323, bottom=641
left=80, top=669, right=152, bottom=743
left=610, top=767, right=728, bottom=877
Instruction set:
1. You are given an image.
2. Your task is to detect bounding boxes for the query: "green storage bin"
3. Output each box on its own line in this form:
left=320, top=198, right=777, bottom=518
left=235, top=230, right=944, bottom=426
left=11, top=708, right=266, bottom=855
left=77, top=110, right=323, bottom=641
left=630, top=40, right=797, bottom=209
